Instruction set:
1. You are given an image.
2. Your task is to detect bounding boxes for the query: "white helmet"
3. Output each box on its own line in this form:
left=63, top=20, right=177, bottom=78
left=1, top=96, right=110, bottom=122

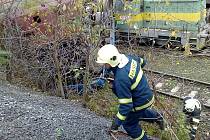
left=184, top=98, right=201, bottom=113
left=96, top=44, right=121, bottom=67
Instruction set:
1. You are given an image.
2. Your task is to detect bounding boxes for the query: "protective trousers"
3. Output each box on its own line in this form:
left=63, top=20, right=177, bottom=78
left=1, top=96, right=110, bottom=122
left=122, top=108, right=161, bottom=140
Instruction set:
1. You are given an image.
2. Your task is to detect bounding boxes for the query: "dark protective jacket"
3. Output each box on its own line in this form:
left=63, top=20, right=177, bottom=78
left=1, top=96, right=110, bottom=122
left=110, top=55, right=154, bottom=126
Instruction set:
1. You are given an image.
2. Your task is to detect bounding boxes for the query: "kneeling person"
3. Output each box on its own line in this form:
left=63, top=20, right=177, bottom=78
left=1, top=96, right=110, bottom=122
left=96, top=44, right=164, bottom=140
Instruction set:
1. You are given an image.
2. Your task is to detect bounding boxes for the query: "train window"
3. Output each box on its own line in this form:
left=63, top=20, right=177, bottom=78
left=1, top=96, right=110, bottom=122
left=33, top=16, right=41, bottom=23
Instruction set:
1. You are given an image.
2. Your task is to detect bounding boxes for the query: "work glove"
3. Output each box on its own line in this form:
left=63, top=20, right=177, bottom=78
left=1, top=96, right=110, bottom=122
left=110, top=120, right=119, bottom=132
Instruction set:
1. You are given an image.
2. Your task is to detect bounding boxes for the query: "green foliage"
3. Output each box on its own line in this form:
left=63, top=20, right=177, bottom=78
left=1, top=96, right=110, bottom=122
left=142, top=114, right=190, bottom=140
left=141, top=122, right=160, bottom=137
left=165, top=79, right=178, bottom=89
left=142, top=107, right=190, bottom=140
left=176, top=113, right=190, bottom=140
left=21, top=0, right=49, bottom=10
left=0, top=50, right=10, bottom=57
left=0, top=57, right=8, bottom=66
left=86, top=83, right=118, bottom=118
left=55, top=128, right=64, bottom=140
left=0, top=50, right=9, bottom=66
left=160, top=130, right=173, bottom=140
left=159, top=112, right=190, bottom=140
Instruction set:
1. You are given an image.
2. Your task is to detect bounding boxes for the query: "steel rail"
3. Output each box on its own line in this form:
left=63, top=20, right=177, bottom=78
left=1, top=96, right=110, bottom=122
left=154, top=90, right=210, bottom=109
left=144, top=68, right=210, bottom=87
left=144, top=68, right=210, bottom=109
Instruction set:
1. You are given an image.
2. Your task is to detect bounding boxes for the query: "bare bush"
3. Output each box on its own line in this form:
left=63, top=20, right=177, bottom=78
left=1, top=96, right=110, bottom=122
left=1, top=0, right=110, bottom=102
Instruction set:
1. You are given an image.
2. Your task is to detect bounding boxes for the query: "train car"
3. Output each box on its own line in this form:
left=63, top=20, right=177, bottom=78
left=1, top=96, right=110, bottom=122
left=113, top=0, right=209, bottom=49
left=2, top=0, right=79, bottom=39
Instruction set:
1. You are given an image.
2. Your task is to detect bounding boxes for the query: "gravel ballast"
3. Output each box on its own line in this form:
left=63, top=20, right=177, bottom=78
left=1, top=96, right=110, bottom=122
left=0, top=81, right=112, bottom=140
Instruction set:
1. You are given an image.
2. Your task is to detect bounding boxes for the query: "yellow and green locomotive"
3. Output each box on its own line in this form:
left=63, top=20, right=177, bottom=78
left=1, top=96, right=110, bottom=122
left=112, top=0, right=209, bottom=48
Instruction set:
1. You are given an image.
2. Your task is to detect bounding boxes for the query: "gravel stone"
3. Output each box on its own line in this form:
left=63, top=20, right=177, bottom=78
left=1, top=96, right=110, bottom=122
left=170, top=85, right=180, bottom=93
left=206, top=99, right=210, bottom=106
left=155, top=83, right=163, bottom=89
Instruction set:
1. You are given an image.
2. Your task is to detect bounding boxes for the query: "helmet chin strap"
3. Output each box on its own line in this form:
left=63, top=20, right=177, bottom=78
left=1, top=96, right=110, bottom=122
left=118, top=54, right=129, bottom=68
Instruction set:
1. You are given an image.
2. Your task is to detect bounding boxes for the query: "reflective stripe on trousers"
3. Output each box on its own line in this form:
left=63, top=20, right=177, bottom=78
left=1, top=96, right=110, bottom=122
left=132, top=96, right=154, bottom=111
left=133, top=130, right=145, bottom=140
left=118, top=98, right=133, bottom=104
left=116, top=112, right=126, bottom=120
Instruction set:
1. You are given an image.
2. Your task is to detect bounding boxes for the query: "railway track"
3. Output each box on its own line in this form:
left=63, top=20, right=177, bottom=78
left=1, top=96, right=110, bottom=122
left=126, top=42, right=210, bottom=58
left=144, top=68, right=210, bottom=109
left=144, top=68, right=210, bottom=140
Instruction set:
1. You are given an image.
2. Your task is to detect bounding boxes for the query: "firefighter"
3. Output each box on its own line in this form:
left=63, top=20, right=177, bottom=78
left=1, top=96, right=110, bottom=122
left=183, top=96, right=202, bottom=140
left=96, top=44, right=164, bottom=140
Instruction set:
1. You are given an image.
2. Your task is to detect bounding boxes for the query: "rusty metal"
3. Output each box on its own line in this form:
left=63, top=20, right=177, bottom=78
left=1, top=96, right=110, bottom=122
left=3, top=0, right=79, bottom=38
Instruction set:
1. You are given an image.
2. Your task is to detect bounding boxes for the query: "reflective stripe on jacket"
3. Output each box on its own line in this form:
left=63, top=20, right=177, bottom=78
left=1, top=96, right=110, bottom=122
left=111, top=55, right=153, bottom=126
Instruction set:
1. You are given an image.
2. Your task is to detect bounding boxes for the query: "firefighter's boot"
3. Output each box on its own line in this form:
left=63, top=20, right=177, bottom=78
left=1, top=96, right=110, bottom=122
left=156, top=113, right=165, bottom=130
